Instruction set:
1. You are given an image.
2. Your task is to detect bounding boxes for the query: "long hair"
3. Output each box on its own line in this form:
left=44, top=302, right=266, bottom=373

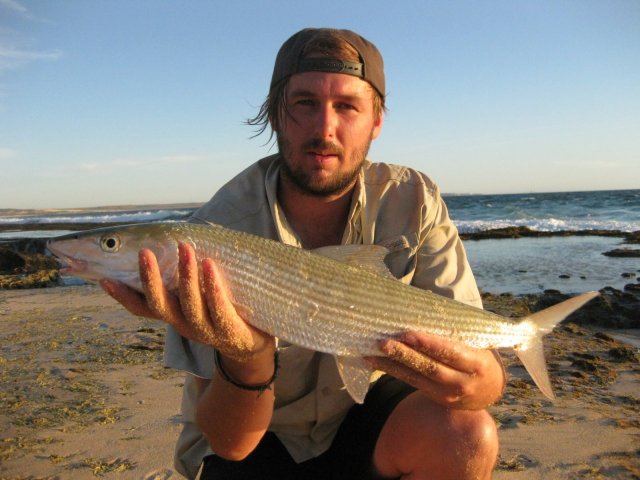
left=246, top=31, right=386, bottom=142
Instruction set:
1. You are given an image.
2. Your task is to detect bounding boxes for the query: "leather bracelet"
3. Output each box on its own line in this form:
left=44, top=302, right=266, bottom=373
left=214, top=349, right=279, bottom=393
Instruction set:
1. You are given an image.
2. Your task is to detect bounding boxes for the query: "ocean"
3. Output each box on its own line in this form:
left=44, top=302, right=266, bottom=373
left=1, top=189, right=638, bottom=295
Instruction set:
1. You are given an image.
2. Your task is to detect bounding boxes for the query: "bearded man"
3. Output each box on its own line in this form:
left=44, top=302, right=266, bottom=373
left=103, top=27, right=505, bottom=480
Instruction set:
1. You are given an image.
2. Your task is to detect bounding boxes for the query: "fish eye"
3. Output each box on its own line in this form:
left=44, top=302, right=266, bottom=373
left=100, top=234, right=121, bottom=253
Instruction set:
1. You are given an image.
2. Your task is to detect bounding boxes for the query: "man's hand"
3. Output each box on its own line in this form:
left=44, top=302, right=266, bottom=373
left=100, top=243, right=275, bottom=363
left=365, top=332, right=505, bottom=410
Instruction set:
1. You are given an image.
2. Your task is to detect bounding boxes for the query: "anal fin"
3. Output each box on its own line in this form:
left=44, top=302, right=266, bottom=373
left=335, top=356, right=375, bottom=404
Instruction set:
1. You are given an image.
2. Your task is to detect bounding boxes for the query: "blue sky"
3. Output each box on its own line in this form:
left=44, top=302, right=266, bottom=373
left=1, top=0, right=638, bottom=209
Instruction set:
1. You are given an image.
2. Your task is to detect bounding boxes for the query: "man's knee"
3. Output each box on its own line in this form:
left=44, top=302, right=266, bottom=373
left=457, top=408, right=499, bottom=459
left=436, top=407, right=499, bottom=478
left=374, top=393, right=498, bottom=479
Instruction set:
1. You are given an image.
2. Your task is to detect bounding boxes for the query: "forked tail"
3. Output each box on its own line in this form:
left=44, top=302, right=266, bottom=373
left=515, top=291, right=600, bottom=400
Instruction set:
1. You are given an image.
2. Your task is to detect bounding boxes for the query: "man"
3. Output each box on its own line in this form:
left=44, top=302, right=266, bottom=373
left=102, top=28, right=505, bottom=479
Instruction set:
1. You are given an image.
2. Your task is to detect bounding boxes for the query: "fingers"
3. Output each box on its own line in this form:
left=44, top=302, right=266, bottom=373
left=138, top=248, right=186, bottom=328
left=104, top=244, right=273, bottom=360
left=366, top=333, right=505, bottom=409
left=378, top=338, right=439, bottom=376
left=202, top=258, right=275, bottom=360
left=201, top=258, right=251, bottom=356
left=367, top=339, right=464, bottom=392
left=201, top=257, right=235, bottom=330
left=102, top=248, right=199, bottom=341
left=365, top=334, right=481, bottom=407
left=177, top=243, right=214, bottom=337
left=100, top=278, right=158, bottom=318
left=401, top=332, right=477, bottom=373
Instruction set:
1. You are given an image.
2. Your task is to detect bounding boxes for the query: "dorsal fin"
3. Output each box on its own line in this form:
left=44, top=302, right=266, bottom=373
left=313, top=244, right=393, bottom=278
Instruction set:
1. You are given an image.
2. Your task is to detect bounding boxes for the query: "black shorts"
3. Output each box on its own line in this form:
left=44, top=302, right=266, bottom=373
left=200, top=375, right=415, bottom=480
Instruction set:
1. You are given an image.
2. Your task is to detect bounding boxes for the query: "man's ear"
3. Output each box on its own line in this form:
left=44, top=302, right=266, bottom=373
left=371, top=112, right=383, bottom=140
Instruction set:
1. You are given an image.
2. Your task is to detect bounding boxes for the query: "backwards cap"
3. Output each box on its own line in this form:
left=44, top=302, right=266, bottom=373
left=270, top=28, right=385, bottom=97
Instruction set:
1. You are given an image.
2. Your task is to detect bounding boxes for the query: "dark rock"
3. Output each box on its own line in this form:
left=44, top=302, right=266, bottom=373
left=460, top=226, right=628, bottom=241
left=593, top=332, right=615, bottom=342
left=0, top=247, right=26, bottom=273
left=562, top=323, right=587, bottom=335
left=625, top=283, right=640, bottom=293
left=608, top=347, right=638, bottom=363
left=0, top=269, right=60, bottom=289
left=602, top=248, right=640, bottom=258
left=531, top=288, right=639, bottom=329
left=624, top=230, right=640, bottom=244
left=0, top=245, right=61, bottom=289
left=559, top=274, right=571, bottom=279
left=621, top=272, right=636, bottom=278
left=0, top=238, right=51, bottom=255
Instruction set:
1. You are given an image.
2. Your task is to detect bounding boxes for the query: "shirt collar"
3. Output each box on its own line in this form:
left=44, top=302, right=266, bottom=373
left=264, top=156, right=368, bottom=247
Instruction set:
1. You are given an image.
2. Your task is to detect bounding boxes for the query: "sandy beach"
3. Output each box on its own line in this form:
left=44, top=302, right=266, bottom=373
left=1, top=285, right=638, bottom=479
left=0, top=287, right=182, bottom=479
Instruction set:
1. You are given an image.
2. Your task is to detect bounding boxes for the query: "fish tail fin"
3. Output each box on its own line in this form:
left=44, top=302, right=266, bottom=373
left=516, top=291, right=600, bottom=400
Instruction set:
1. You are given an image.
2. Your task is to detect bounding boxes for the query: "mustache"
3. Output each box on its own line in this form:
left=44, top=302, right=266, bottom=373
left=302, top=138, right=343, bottom=155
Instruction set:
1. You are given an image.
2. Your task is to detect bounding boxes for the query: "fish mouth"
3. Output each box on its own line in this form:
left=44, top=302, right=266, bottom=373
left=53, top=255, right=88, bottom=275
left=47, top=242, right=88, bottom=274
left=58, top=259, right=88, bottom=275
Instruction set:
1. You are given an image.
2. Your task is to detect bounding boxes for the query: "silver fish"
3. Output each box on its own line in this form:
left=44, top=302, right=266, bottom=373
left=47, top=222, right=599, bottom=403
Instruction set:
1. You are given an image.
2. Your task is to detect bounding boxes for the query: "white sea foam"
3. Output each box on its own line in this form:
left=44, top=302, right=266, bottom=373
left=0, top=209, right=193, bottom=225
left=455, top=218, right=639, bottom=233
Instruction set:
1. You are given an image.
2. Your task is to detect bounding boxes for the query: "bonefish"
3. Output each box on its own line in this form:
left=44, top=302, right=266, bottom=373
left=47, top=222, right=599, bottom=403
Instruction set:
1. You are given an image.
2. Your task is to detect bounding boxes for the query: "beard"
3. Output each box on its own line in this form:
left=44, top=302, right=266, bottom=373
left=277, top=135, right=372, bottom=197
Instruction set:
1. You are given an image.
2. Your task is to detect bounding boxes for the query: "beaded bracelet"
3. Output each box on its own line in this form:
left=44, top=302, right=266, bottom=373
left=214, top=349, right=279, bottom=393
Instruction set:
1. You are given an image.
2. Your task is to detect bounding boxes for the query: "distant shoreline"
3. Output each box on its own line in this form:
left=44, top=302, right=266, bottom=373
left=1, top=222, right=638, bottom=242
left=2, top=187, right=638, bottom=216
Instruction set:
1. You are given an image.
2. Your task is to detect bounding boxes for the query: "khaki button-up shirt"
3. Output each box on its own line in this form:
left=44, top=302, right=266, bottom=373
left=164, top=155, right=481, bottom=479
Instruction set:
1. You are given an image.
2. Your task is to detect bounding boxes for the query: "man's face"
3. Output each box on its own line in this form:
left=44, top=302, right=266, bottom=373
left=276, top=71, right=383, bottom=197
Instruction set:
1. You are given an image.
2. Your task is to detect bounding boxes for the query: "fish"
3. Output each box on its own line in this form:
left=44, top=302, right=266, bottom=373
left=47, top=222, right=599, bottom=403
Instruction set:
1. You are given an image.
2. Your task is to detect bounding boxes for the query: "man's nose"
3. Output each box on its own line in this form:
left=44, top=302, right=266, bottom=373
left=313, top=105, right=337, bottom=139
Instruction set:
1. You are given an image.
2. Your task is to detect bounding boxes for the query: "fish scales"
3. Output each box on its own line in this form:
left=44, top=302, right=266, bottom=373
left=188, top=223, right=526, bottom=355
left=231, top=227, right=498, bottom=346
left=47, top=221, right=600, bottom=402
left=213, top=223, right=520, bottom=353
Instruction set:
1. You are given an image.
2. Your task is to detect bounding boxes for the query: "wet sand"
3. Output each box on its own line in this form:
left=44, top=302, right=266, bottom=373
left=0, top=286, right=638, bottom=479
left=0, top=287, right=182, bottom=479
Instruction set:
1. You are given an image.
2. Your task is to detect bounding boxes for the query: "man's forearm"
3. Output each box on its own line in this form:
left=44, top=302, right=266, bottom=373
left=194, top=352, right=276, bottom=461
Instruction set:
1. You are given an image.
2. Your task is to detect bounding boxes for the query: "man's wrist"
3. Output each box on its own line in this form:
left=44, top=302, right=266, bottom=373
left=215, top=349, right=279, bottom=392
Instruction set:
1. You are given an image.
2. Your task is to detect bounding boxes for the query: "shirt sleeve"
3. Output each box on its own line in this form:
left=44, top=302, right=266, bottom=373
left=411, top=183, right=483, bottom=309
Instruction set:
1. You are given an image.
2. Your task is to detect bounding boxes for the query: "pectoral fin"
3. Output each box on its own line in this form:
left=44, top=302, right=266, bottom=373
left=335, top=356, right=375, bottom=404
